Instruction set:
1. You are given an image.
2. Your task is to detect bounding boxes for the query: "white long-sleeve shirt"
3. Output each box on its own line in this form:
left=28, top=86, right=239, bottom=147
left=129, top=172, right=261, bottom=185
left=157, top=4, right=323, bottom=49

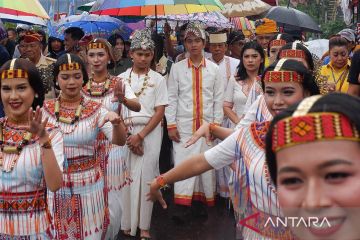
left=166, top=57, right=224, bottom=134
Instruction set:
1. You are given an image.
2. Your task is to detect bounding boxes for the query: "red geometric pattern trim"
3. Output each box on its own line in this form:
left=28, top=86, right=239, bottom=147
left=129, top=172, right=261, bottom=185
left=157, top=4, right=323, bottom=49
left=264, top=71, right=303, bottom=83
left=0, top=189, right=46, bottom=213
left=43, top=99, right=101, bottom=121
left=279, top=49, right=306, bottom=60
left=272, top=112, right=359, bottom=152
left=250, top=121, right=271, bottom=149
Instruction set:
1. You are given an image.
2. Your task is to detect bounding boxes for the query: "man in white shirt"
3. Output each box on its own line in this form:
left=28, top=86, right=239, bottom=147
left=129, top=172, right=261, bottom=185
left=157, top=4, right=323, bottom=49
left=208, top=31, right=240, bottom=90
left=166, top=22, right=224, bottom=221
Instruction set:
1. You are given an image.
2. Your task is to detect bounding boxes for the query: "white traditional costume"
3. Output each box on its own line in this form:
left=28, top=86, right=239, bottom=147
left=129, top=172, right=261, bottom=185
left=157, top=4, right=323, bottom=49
left=166, top=23, right=224, bottom=206
left=119, top=28, right=168, bottom=236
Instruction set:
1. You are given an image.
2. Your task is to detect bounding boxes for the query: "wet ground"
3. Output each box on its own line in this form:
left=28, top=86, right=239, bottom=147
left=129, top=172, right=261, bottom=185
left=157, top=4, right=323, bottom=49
left=117, top=188, right=236, bottom=240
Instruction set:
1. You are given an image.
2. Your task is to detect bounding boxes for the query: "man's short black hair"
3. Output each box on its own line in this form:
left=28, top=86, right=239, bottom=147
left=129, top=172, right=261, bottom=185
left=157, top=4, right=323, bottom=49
left=64, top=27, right=85, bottom=41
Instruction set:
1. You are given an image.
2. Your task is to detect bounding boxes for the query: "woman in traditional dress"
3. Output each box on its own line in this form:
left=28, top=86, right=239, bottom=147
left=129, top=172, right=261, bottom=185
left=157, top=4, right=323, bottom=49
left=84, top=38, right=141, bottom=239
left=0, top=58, right=64, bottom=239
left=219, top=41, right=264, bottom=200
left=266, top=93, right=360, bottom=239
left=119, top=28, right=168, bottom=240
left=147, top=59, right=320, bottom=239
left=44, top=53, right=127, bottom=239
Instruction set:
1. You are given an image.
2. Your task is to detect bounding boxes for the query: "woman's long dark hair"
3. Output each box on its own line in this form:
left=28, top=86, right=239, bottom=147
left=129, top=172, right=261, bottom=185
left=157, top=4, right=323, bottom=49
left=0, top=59, right=45, bottom=109
left=53, top=53, right=89, bottom=90
left=261, top=59, right=320, bottom=96
left=236, top=41, right=265, bottom=81
left=265, top=93, right=360, bottom=185
left=277, top=42, right=315, bottom=71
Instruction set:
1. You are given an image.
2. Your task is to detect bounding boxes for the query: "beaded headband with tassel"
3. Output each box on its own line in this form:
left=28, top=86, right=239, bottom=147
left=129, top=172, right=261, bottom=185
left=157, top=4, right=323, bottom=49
left=269, top=34, right=287, bottom=48
left=59, top=54, right=81, bottom=71
left=264, top=59, right=303, bottom=83
left=272, top=95, right=360, bottom=152
left=1, top=59, right=29, bottom=80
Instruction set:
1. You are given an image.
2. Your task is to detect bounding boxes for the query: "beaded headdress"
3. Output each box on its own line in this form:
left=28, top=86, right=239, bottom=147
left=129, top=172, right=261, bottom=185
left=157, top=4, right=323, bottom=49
left=264, top=59, right=303, bottom=83
left=130, top=28, right=155, bottom=51
left=1, top=59, right=28, bottom=80
left=279, top=42, right=306, bottom=60
left=184, top=22, right=206, bottom=40
left=269, top=34, right=287, bottom=48
left=59, top=54, right=81, bottom=71
left=272, top=95, right=360, bottom=152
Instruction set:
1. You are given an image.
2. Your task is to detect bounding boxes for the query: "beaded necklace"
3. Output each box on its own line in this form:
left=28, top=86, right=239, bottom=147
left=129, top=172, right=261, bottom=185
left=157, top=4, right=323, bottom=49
left=86, top=74, right=111, bottom=96
left=0, top=118, right=32, bottom=172
left=55, top=96, right=84, bottom=125
left=127, top=68, right=150, bottom=97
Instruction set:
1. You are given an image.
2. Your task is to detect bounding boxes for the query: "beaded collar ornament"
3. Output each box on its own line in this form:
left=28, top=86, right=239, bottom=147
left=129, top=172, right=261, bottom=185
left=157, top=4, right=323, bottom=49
left=272, top=95, right=360, bottom=152
left=0, top=118, right=32, bottom=172
left=127, top=68, right=150, bottom=97
left=264, top=59, right=303, bottom=83
left=86, top=74, right=111, bottom=96
left=55, top=96, right=84, bottom=125
left=0, top=59, right=29, bottom=80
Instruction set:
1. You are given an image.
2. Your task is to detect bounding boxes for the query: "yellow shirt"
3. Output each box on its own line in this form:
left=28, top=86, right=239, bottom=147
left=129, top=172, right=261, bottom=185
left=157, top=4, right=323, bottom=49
left=320, top=60, right=351, bottom=93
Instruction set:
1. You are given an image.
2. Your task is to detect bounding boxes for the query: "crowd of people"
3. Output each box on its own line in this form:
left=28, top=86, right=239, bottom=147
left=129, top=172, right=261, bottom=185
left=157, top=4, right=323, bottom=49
left=0, top=16, right=359, bottom=240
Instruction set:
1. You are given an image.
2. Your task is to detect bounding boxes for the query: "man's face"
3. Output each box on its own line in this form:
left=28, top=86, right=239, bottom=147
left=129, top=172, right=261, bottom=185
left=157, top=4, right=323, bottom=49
left=209, top=43, right=227, bottom=62
left=130, top=49, right=154, bottom=69
left=64, top=33, right=77, bottom=52
left=256, top=33, right=275, bottom=49
left=7, top=30, right=16, bottom=41
left=23, top=41, right=42, bottom=63
left=184, top=33, right=205, bottom=56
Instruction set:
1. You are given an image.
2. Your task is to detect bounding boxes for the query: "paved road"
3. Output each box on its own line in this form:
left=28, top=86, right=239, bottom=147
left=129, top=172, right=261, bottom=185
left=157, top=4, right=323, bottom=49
left=118, top=189, right=236, bottom=240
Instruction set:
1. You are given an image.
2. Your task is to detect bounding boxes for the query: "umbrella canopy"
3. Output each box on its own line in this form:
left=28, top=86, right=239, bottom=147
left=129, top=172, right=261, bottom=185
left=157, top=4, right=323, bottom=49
left=220, top=0, right=271, bottom=18
left=54, top=14, right=132, bottom=40
left=265, top=6, right=322, bottom=33
left=126, top=20, right=146, bottom=31
left=146, top=11, right=233, bottom=28
left=0, top=13, right=47, bottom=26
left=305, top=39, right=329, bottom=59
left=78, top=1, right=96, bottom=12
left=0, top=0, right=49, bottom=19
left=90, top=0, right=224, bottom=16
left=230, top=17, right=255, bottom=31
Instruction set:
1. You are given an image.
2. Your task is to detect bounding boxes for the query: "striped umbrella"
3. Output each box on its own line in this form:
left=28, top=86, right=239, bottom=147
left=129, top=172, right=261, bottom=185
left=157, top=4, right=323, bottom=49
left=230, top=17, right=255, bottom=31
left=90, top=0, right=224, bottom=16
left=0, top=0, right=49, bottom=19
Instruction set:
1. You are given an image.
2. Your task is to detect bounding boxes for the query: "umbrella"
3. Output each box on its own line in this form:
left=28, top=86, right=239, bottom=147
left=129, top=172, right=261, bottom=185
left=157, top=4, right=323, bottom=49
left=265, top=6, right=322, bottom=33
left=230, top=17, right=255, bottom=31
left=305, top=39, right=329, bottom=59
left=54, top=14, right=133, bottom=40
left=0, top=0, right=49, bottom=19
left=90, top=0, right=224, bottom=16
left=0, top=13, right=47, bottom=26
left=220, top=0, right=271, bottom=18
left=78, top=1, right=96, bottom=12
left=127, top=20, right=146, bottom=31
left=145, top=11, right=233, bottom=28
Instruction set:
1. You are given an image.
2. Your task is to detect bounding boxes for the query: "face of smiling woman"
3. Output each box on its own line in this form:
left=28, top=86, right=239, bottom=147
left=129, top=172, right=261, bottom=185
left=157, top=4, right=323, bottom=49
left=276, top=140, right=360, bottom=239
left=1, top=77, right=35, bottom=122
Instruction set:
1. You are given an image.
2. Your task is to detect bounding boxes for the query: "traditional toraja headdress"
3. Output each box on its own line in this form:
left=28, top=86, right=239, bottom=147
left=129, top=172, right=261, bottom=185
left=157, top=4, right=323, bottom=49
left=130, top=28, right=155, bottom=51
left=264, top=59, right=303, bottom=83
left=269, top=34, right=287, bottom=48
left=271, top=95, right=360, bottom=152
left=23, top=31, right=42, bottom=43
left=209, top=32, right=227, bottom=44
left=255, top=18, right=278, bottom=35
left=279, top=41, right=306, bottom=60
left=59, top=54, right=81, bottom=71
left=184, top=22, right=206, bottom=40
left=0, top=59, right=28, bottom=80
